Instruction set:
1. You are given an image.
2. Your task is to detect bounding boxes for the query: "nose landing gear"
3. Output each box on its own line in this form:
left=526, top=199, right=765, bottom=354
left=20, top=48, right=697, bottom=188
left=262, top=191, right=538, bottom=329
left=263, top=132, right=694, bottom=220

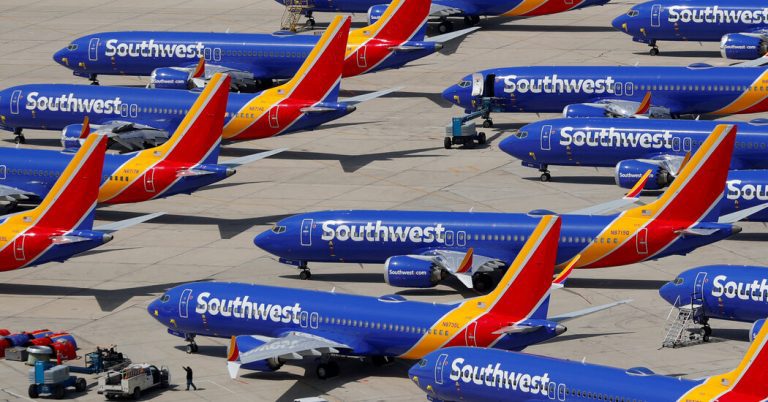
left=298, top=262, right=312, bottom=280
left=648, top=41, right=659, bottom=56
left=13, top=128, right=24, bottom=144
left=185, top=335, right=198, bottom=354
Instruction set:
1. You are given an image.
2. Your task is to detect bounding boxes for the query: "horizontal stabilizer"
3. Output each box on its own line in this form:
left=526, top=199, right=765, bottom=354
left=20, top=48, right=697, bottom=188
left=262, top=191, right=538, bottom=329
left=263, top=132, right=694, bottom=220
left=550, top=299, right=631, bottom=323
left=426, top=27, right=480, bottom=44
left=674, top=227, right=720, bottom=236
left=221, top=148, right=287, bottom=168
left=94, top=212, right=165, bottom=233
left=300, top=106, right=340, bottom=113
left=176, top=169, right=216, bottom=177
left=49, top=235, right=91, bottom=245
left=718, top=203, right=768, bottom=223
left=492, top=324, right=543, bottom=335
left=343, top=87, right=402, bottom=105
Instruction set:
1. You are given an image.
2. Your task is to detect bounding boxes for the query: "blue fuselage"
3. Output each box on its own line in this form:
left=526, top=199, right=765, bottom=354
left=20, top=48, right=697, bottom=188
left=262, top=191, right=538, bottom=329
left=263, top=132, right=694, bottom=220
left=272, top=0, right=609, bottom=16
left=660, top=265, right=768, bottom=324
left=409, top=347, right=700, bottom=402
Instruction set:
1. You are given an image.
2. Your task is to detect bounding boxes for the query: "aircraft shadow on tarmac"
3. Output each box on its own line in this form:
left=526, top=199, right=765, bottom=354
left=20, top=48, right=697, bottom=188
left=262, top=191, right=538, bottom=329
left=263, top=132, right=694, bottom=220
left=565, top=278, right=669, bottom=290
left=0, top=280, right=207, bottom=312
left=94, top=210, right=293, bottom=240
left=539, top=331, right=632, bottom=345
left=478, top=20, right=618, bottom=33
left=633, top=50, right=722, bottom=58
left=730, top=232, right=768, bottom=242
left=711, top=327, right=750, bottom=342
left=219, top=147, right=445, bottom=173
left=522, top=175, right=617, bottom=185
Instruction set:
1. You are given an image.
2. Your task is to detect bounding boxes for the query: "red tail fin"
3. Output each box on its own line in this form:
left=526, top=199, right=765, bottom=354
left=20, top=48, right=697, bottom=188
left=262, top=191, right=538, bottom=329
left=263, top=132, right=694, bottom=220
left=191, top=57, right=205, bottom=79
left=480, top=215, right=561, bottom=316
left=151, top=73, right=230, bottom=165
left=634, top=91, right=652, bottom=115
left=33, top=134, right=107, bottom=231
left=351, top=0, right=429, bottom=43
left=79, top=116, right=90, bottom=139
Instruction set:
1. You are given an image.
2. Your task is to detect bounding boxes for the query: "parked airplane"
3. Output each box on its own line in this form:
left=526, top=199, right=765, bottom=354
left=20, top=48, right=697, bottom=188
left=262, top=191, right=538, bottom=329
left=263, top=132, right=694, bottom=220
left=0, top=16, right=387, bottom=146
left=274, top=0, right=611, bottom=33
left=612, top=0, right=768, bottom=58
left=0, top=134, right=161, bottom=271
left=149, top=215, right=627, bottom=379
left=0, top=74, right=282, bottom=207
left=409, top=324, right=768, bottom=402
left=442, top=64, right=768, bottom=125
left=53, top=0, right=476, bottom=90
left=255, top=124, right=740, bottom=290
left=500, top=118, right=768, bottom=182
left=660, top=265, right=768, bottom=339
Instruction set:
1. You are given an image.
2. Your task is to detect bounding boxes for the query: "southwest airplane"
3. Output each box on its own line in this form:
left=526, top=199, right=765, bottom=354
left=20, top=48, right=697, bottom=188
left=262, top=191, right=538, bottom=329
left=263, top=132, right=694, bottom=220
left=409, top=325, right=768, bottom=401
left=53, top=0, right=476, bottom=90
left=441, top=63, right=768, bottom=125
left=612, top=0, right=768, bottom=59
left=0, top=74, right=282, bottom=207
left=273, top=0, right=611, bottom=33
left=148, top=215, right=627, bottom=379
left=0, top=16, right=385, bottom=146
left=0, top=134, right=161, bottom=271
left=499, top=117, right=768, bottom=182
left=254, top=124, right=741, bottom=290
left=660, top=265, right=768, bottom=338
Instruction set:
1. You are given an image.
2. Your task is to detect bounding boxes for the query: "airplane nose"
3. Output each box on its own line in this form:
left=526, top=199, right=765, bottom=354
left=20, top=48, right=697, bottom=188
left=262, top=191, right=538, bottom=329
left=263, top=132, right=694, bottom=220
left=147, top=298, right=161, bottom=320
left=253, top=230, right=275, bottom=253
left=612, top=15, right=627, bottom=32
left=498, top=135, right=519, bottom=158
left=658, top=282, right=677, bottom=305
left=53, top=49, right=69, bottom=67
left=441, top=86, right=460, bottom=105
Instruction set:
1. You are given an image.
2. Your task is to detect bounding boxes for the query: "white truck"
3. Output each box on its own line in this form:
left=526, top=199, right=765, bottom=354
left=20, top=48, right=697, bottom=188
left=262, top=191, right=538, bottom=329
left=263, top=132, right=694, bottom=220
left=97, top=363, right=169, bottom=400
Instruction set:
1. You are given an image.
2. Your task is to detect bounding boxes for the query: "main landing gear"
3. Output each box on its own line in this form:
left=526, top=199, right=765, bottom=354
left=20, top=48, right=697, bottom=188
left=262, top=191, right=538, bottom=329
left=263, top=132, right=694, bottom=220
left=298, top=262, right=312, bottom=280
left=464, top=16, right=480, bottom=26
left=315, top=361, right=340, bottom=380
left=437, top=18, right=454, bottom=34
left=648, top=40, right=659, bottom=56
left=305, top=11, right=316, bottom=28
left=13, top=128, right=24, bottom=144
left=185, top=335, right=199, bottom=354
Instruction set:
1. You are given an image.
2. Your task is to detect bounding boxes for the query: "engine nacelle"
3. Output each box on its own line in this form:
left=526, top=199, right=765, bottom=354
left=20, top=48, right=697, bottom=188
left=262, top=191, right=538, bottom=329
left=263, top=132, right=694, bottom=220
left=383, top=256, right=440, bottom=288
left=751, top=319, right=765, bottom=342
left=367, top=4, right=388, bottom=25
left=61, top=124, right=88, bottom=149
left=614, top=160, right=673, bottom=190
left=228, top=335, right=283, bottom=372
left=150, top=67, right=193, bottom=90
left=720, top=33, right=768, bottom=60
left=562, top=104, right=607, bottom=118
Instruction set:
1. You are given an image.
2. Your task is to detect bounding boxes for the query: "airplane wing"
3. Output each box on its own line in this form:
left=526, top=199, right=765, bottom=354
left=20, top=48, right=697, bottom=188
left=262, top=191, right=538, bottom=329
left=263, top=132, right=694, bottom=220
left=565, top=95, right=672, bottom=119
left=219, top=148, right=288, bottom=168
left=566, top=170, right=651, bottom=215
left=342, top=87, right=403, bottom=105
left=422, top=248, right=507, bottom=288
left=429, top=1, right=477, bottom=16
left=64, top=120, right=171, bottom=151
left=0, top=184, right=39, bottom=202
left=734, top=54, right=768, bottom=67
left=228, top=332, right=352, bottom=378
left=425, top=27, right=480, bottom=55
left=93, top=212, right=165, bottom=233
left=549, top=299, right=632, bottom=323
left=718, top=203, right=768, bottom=223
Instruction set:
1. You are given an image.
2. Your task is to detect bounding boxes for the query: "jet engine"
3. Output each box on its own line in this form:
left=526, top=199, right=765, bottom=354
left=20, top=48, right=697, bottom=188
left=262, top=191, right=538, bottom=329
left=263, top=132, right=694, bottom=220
left=751, top=319, right=765, bottom=342
left=562, top=104, right=607, bottom=118
left=720, top=33, right=768, bottom=60
left=383, top=256, right=441, bottom=288
left=367, top=5, right=388, bottom=25
left=60, top=123, right=88, bottom=149
left=228, top=335, right=283, bottom=372
left=150, top=67, right=194, bottom=90
left=614, top=160, right=673, bottom=190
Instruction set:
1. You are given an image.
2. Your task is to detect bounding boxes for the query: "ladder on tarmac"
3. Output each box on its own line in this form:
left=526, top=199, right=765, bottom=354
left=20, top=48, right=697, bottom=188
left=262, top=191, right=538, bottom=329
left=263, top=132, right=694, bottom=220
left=281, top=0, right=313, bottom=32
left=661, top=296, right=704, bottom=348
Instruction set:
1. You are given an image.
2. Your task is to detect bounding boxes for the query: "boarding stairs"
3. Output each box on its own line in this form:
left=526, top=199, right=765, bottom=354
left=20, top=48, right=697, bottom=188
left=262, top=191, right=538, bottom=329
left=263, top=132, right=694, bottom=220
left=281, top=0, right=313, bottom=32
left=661, top=295, right=704, bottom=348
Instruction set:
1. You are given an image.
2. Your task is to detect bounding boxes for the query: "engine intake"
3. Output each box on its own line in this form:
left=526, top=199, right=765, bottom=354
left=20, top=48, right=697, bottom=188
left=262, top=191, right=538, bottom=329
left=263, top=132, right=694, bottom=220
left=720, top=33, right=768, bottom=60
left=367, top=5, right=388, bottom=25
left=229, top=335, right=283, bottom=372
left=383, top=256, right=441, bottom=288
left=60, top=123, right=88, bottom=149
left=563, top=104, right=607, bottom=118
left=751, top=319, right=765, bottom=342
left=150, top=67, right=193, bottom=90
left=614, top=160, right=673, bottom=190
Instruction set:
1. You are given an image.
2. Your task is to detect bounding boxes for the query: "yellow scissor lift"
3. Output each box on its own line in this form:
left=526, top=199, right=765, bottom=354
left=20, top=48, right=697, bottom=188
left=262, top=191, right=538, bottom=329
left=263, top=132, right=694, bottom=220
left=281, top=0, right=316, bottom=32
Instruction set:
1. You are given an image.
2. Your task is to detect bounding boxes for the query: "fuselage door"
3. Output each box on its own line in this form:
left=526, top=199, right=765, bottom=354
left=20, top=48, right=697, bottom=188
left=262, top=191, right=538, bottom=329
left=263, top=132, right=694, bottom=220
left=540, top=124, right=552, bottom=151
left=356, top=45, right=367, bottom=68
left=300, top=218, right=313, bottom=246
left=434, top=353, right=449, bottom=385
left=88, top=38, right=100, bottom=61
left=268, top=106, right=279, bottom=129
left=300, top=311, right=309, bottom=328
left=445, top=230, right=454, bottom=246
left=457, top=231, right=466, bottom=247
left=179, top=288, right=193, bottom=318
left=672, top=136, right=681, bottom=152
left=310, top=312, right=319, bottom=329
left=683, top=137, right=692, bottom=152
left=636, top=227, right=648, bottom=254
left=651, top=4, right=661, bottom=27
left=464, top=321, right=478, bottom=346
left=694, top=271, right=707, bottom=303
left=0, top=165, right=6, bottom=180
left=13, top=234, right=25, bottom=261
left=471, top=73, right=484, bottom=97
left=10, top=90, right=21, bottom=115
left=144, top=169, right=156, bottom=193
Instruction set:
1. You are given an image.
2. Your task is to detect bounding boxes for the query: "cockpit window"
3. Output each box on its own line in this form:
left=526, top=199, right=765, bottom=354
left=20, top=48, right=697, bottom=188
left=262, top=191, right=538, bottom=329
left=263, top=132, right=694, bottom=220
left=515, top=131, right=528, bottom=139
left=161, top=294, right=171, bottom=302
left=67, top=44, right=78, bottom=50
left=418, top=359, right=428, bottom=367
left=272, top=225, right=287, bottom=234
left=627, top=9, right=639, bottom=17
left=458, top=80, right=472, bottom=88
left=673, top=277, right=684, bottom=285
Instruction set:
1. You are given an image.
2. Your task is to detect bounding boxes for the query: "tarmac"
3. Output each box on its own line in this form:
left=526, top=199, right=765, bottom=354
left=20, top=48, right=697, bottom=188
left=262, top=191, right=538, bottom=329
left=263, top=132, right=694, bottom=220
left=0, top=0, right=762, bottom=400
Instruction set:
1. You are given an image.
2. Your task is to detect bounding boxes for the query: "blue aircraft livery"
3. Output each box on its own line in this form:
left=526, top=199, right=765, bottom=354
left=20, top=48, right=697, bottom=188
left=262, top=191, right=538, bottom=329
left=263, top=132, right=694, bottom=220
left=148, top=216, right=626, bottom=379
left=442, top=65, right=768, bottom=121
left=0, top=16, right=371, bottom=145
left=409, top=325, right=768, bottom=402
left=52, top=0, right=474, bottom=90
left=255, top=125, right=740, bottom=289
left=0, top=74, right=280, bottom=206
left=613, top=0, right=768, bottom=59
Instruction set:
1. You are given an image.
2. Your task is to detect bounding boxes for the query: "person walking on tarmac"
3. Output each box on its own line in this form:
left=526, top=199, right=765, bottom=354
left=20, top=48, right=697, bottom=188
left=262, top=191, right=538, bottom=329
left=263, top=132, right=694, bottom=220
left=182, top=366, right=197, bottom=390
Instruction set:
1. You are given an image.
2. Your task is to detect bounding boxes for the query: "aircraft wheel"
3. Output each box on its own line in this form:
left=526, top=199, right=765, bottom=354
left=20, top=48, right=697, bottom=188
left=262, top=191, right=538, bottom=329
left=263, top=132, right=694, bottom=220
left=316, top=362, right=338, bottom=379
left=14, top=135, right=25, bottom=144
left=186, top=342, right=198, bottom=354
left=464, top=16, right=480, bottom=26
left=438, top=21, right=454, bottom=34
left=649, top=47, right=659, bottom=56
left=307, top=18, right=316, bottom=28
left=482, top=119, right=493, bottom=128
left=703, top=325, right=712, bottom=337
left=444, top=137, right=452, bottom=149
left=477, top=132, right=486, bottom=145
left=540, top=172, right=551, bottom=182
left=472, top=273, right=493, bottom=293
left=299, top=270, right=312, bottom=280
